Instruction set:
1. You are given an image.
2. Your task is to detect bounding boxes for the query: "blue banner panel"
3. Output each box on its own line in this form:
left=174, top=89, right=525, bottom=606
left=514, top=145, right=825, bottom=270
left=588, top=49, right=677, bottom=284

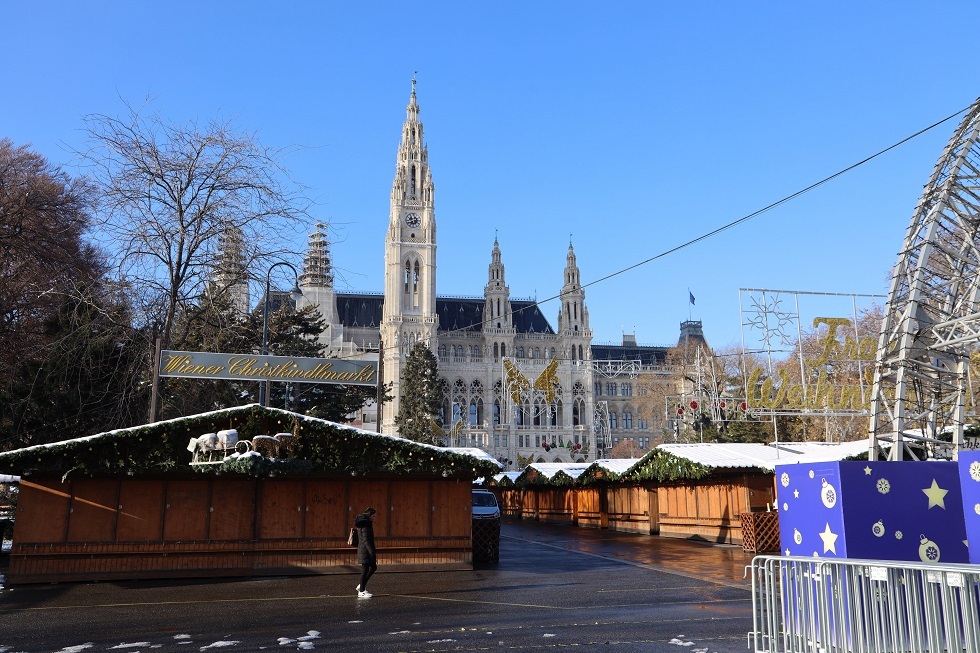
left=958, top=451, right=980, bottom=564
left=777, top=461, right=968, bottom=563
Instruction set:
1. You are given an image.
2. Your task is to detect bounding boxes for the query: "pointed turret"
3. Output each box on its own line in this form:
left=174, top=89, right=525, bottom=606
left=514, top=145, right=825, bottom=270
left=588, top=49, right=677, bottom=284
left=296, top=223, right=345, bottom=352
left=381, top=78, right=440, bottom=434
left=211, top=224, right=250, bottom=315
left=483, top=238, right=516, bottom=361
left=557, top=242, right=591, bottom=362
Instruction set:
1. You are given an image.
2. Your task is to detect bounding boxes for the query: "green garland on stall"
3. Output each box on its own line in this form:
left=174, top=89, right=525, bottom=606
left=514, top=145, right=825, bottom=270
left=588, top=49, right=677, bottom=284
left=620, top=449, right=711, bottom=483
left=0, top=405, right=500, bottom=480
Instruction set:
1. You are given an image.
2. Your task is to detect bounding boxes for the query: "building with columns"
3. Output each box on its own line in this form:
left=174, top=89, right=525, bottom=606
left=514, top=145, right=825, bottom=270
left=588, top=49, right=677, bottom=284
left=294, top=83, right=706, bottom=467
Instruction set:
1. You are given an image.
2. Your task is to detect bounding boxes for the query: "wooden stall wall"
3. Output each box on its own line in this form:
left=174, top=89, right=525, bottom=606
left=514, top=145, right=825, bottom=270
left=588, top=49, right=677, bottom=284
left=495, top=470, right=772, bottom=542
left=9, top=475, right=473, bottom=584
left=656, top=476, right=752, bottom=544
left=535, top=488, right=576, bottom=525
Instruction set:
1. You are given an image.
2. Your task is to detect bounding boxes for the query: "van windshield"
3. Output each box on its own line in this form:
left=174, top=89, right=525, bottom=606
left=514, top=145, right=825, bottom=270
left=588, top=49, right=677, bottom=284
left=472, top=493, right=497, bottom=507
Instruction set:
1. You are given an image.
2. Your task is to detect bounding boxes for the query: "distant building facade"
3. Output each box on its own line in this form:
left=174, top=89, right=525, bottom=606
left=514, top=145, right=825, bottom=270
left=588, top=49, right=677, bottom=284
left=293, top=84, right=707, bottom=467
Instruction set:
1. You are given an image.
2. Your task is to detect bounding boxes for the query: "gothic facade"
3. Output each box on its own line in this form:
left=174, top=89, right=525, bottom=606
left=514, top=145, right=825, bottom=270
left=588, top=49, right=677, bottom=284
left=294, top=84, right=706, bottom=467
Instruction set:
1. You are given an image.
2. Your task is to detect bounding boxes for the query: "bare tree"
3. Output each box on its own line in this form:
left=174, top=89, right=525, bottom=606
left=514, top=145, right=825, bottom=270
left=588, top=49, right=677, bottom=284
left=79, top=103, right=311, bottom=347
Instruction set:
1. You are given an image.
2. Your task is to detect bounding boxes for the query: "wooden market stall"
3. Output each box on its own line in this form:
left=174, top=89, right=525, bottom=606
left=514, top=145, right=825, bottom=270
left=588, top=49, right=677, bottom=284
left=0, top=405, right=498, bottom=584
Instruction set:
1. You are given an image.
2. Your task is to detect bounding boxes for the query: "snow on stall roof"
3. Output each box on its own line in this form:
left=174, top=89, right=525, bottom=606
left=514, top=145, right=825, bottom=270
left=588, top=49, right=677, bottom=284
left=590, top=458, right=641, bottom=475
left=493, top=471, right=521, bottom=484
left=0, top=475, right=20, bottom=483
left=527, top=462, right=592, bottom=480
left=657, top=440, right=868, bottom=472
left=441, top=448, right=503, bottom=467
left=0, top=404, right=496, bottom=470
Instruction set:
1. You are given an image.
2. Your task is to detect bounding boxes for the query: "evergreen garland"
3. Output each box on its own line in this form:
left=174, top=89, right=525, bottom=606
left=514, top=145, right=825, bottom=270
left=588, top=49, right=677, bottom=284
left=0, top=404, right=499, bottom=480
left=620, top=448, right=711, bottom=483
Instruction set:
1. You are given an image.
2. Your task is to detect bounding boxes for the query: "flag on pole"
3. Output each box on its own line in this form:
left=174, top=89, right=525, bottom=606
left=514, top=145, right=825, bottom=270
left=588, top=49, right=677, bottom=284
left=689, top=291, right=696, bottom=305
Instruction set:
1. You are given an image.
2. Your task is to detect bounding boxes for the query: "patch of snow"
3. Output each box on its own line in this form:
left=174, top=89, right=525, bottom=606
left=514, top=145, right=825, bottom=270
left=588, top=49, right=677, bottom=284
left=668, top=639, right=695, bottom=647
left=388, top=631, right=411, bottom=635
left=57, top=646, right=95, bottom=653
left=426, top=640, right=455, bottom=644
left=277, top=640, right=295, bottom=646
left=297, top=644, right=314, bottom=651
left=110, top=644, right=150, bottom=649
left=543, top=634, right=556, bottom=638
left=347, top=621, right=362, bottom=624
left=200, top=642, right=240, bottom=651
left=173, top=636, right=192, bottom=641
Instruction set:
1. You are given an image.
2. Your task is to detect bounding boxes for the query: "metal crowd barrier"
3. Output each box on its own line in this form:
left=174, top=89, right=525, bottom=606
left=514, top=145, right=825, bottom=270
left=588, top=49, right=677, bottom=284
left=747, top=555, right=980, bottom=653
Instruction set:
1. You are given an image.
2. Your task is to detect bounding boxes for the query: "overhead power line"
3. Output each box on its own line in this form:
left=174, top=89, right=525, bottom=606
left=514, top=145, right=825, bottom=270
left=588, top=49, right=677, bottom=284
left=355, top=101, right=975, bottom=360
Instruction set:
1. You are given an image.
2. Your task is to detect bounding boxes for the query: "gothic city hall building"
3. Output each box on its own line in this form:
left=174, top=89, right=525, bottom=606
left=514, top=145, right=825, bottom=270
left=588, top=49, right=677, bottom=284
left=291, top=84, right=706, bottom=468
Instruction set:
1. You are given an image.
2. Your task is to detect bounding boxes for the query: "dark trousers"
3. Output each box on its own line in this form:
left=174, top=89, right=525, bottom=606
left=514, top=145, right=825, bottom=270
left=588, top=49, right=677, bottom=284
left=358, top=562, right=377, bottom=590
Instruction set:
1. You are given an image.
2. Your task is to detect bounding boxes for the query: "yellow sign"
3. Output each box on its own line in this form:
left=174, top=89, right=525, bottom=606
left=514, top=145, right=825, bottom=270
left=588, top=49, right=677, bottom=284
left=746, top=317, right=876, bottom=412
left=160, top=350, right=378, bottom=386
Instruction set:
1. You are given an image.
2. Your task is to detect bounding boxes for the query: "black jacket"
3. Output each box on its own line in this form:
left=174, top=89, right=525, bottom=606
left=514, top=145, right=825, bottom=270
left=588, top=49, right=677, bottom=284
left=354, top=513, right=376, bottom=564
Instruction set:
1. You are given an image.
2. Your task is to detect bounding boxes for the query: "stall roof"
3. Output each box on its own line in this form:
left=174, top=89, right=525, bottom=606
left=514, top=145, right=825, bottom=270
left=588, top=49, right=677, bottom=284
left=442, top=448, right=504, bottom=468
left=591, top=458, right=641, bottom=475
left=0, top=404, right=501, bottom=479
left=657, top=440, right=868, bottom=472
left=525, top=462, right=592, bottom=480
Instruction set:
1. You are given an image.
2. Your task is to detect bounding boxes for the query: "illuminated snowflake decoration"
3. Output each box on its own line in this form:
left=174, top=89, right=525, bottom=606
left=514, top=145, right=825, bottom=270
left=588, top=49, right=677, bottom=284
left=780, top=472, right=790, bottom=488
left=743, top=291, right=798, bottom=353
left=877, top=478, right=891, bottom=495
left=895, top=531, right=903, bottom=540
left=970, top=461, right=980, bottom=482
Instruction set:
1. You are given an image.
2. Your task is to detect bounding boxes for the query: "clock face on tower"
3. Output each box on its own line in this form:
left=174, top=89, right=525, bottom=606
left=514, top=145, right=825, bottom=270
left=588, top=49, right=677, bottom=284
left=404, top=213, right=421, bottom=228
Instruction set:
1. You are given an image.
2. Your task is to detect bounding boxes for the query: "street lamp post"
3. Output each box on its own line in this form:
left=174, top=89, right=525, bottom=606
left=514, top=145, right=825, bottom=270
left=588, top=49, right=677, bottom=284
left=259, top=262, right=302, bottom=407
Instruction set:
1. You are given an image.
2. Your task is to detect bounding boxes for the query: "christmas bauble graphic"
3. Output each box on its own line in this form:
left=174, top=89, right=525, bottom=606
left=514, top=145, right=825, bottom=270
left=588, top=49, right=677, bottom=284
left=872, top=520, right=885, bottom=537
left=793, top=528, right=803, bottom=545
left=820, top=479, right=837, bottom=508
left=918, top=535, right=940, bottom=563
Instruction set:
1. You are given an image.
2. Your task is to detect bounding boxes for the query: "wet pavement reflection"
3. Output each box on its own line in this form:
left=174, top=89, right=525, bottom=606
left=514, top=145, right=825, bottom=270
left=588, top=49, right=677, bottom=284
left=500, top=517, right=755, bottom=587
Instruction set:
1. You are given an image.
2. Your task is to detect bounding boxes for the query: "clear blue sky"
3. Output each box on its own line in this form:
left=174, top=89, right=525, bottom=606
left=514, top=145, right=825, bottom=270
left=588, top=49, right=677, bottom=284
left=6, top=2, right=979, bottom=350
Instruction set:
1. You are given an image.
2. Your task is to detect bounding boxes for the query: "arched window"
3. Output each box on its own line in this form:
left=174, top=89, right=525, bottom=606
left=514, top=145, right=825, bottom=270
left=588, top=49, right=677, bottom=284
left=578, top=344, right=584, bottom=360
left=622, top=383, right=632, bottom=397
left=623, top=412, right=633, bottom=429
left=493, top=400, right=501, bottom=425
left=404, top=261, right=411, bottom=293
left=413, top=260, right=420, bottom=294
left=493, top=342, right=499, bottom=359
left=571, top=346, right=577, bottom=362
left=517, top=347, right=525, bottom=358
left=534, top=347, right=540, bottom=358
left=438, top=344, right=447, bottom=358
left=610, top=412, right=618, bottom=429
left=469, top=401, right=479, bottom=426
left=501, top=344, right=506, bottom=357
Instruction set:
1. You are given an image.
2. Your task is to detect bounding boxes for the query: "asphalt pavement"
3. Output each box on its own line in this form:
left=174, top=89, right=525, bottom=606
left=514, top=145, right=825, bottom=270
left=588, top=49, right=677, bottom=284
left=0, top=518, right=756, bottom=653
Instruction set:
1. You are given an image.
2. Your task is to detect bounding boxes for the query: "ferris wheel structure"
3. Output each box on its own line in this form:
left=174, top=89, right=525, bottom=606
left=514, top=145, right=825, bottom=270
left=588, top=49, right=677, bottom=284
left=870, top=98, right=980, bottom=460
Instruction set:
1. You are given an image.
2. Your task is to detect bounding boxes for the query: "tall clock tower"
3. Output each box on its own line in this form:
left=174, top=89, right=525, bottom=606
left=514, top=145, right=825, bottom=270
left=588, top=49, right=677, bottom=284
left=380, top=79, right=438, bottom=435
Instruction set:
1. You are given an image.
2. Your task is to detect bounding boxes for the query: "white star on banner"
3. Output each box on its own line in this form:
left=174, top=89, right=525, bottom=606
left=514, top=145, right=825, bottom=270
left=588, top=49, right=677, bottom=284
left=793, top=489, right=799, bottom=498
left=819, top=523, right=839, bottom=554
left=864, top=466, right=872, bottom=475
left=922, top=479, right=949, bottom=509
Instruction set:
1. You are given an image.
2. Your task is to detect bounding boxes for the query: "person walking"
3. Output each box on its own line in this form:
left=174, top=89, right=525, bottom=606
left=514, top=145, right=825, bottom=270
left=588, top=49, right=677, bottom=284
left=354, top=507, right=378, bottom=598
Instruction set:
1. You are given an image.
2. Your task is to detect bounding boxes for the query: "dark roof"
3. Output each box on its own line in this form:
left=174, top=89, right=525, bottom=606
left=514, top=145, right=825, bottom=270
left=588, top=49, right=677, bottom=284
left=337, top=293, right=384, bottom=328
left=335, top=293, right=555, bottom=335
left=590, top=344, right=668, bottom=365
